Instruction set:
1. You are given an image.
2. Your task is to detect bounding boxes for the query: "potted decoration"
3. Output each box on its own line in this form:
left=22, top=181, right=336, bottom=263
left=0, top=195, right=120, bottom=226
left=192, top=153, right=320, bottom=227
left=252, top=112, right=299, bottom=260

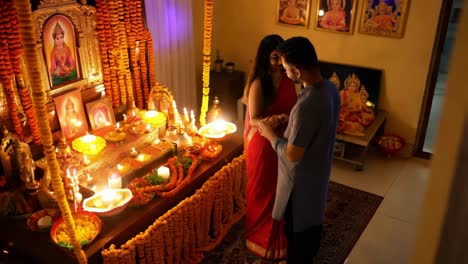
left=376, top=134, right=405, bottom=156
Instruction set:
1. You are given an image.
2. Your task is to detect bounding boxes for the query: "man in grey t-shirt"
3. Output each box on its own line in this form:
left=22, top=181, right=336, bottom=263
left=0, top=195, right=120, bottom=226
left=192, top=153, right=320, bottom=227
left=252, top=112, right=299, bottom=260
left=258, top=37, right=340, bottom=263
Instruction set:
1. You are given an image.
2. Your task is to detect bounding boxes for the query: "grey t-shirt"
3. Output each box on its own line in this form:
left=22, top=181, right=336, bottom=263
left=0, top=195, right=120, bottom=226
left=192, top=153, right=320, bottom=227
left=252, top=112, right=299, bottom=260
left=272, top=79, right=340, bottom=232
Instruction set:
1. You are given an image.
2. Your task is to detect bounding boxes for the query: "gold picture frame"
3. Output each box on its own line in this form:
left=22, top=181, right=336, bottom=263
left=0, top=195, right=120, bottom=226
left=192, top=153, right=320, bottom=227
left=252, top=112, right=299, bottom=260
left=53, top=89, right=89, bottom=141
left=85, top=97, right=116, bottom=132
left=43, top=13, right=81, bottom=89
left=314, top=0, right=357, bottom=34
left=276, top=0, right=312, bottom=29
left=32, top=0, right=103, bottom=96
left=359, top=0, right=410, bottom=38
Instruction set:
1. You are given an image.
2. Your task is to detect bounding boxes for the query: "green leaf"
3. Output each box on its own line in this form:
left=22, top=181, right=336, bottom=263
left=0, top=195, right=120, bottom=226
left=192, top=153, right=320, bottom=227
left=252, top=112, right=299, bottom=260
left=145, top=172, right=166, bottom=185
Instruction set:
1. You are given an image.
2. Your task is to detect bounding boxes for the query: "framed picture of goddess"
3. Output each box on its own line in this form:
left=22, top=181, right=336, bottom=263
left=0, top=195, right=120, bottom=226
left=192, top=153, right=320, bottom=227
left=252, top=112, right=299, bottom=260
left=359, top=0, right=410, bottom=38
left=42, top=14, right=81, bottom=88
left=85, top=97, right=116, bottom=132
left=315, top=0, right=357, bottom=34
left=276, top=0, right=311, bottom=28
left=54, top=89, right=88, bottom=141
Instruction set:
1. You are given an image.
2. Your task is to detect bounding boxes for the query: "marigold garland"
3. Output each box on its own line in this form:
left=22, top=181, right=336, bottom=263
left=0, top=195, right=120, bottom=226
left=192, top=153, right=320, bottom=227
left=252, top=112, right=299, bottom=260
left=0, top=3, right=22, bottom=140
left=102, top=154, right=246, bottom=263
left=199, top=0, right=214, bottom=126
left=14, top=0, right=86, bottom=263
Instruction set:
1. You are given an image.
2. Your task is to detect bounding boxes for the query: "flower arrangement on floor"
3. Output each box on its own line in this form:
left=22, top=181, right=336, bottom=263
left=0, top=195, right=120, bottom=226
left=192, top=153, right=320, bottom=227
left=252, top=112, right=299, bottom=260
left=377, top=134, right=405, bottom=156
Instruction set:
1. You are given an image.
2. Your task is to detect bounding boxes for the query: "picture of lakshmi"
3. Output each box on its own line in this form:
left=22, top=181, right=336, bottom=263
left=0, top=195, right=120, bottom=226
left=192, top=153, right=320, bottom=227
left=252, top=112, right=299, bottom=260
left=280, top=0, right=302, bottom=24
left=338, top=74, right=375, bottom=136
left=319, top=0, right=348, bottom=31
left=369, top=0, right=396, bottom=32
left=50, top=22, right=77, bottom=86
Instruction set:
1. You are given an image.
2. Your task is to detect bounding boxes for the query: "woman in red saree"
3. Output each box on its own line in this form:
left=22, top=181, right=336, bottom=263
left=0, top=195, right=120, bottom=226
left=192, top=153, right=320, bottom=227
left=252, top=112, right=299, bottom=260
left=243, top=34, right=297, bottom=261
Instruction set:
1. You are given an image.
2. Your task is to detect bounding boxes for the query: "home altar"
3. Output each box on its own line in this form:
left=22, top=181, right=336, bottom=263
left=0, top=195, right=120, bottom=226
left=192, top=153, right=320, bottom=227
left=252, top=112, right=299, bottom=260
left=0, top=135, right=244, bottom=263
left=320, top=61, right=387, bottom=170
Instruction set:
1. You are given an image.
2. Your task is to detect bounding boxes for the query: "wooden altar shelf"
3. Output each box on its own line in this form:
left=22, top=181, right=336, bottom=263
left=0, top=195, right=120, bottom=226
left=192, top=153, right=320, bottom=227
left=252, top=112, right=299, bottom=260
left=101, top=154, right=247, bottom=264
left=334, top=110, right=387, bottom=170
left=0, top=135, right=244, bottom=264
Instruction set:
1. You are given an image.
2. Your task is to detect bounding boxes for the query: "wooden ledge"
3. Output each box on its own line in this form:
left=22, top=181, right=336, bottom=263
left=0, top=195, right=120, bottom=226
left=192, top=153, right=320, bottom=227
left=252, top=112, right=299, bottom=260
left=336, top=110, right=387, bottom=147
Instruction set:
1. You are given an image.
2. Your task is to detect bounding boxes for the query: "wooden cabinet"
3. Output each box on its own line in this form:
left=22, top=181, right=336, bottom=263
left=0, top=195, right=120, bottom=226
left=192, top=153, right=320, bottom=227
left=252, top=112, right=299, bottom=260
left=209, top=70, right=245, bottom=122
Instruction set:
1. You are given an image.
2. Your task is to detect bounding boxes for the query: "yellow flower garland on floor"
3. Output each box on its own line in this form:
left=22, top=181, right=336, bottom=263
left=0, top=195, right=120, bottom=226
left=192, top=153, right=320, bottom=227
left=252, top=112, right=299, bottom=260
left=14, top=1, right=86, bottom=263
left=199, top=0, right=214, bottom=126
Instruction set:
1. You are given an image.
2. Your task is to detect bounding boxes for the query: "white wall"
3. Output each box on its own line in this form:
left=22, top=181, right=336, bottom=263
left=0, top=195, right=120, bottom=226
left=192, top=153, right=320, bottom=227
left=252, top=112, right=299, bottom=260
left=192, top=0, right=444, bottom=153
left=411, top=0, right=468, bottom=260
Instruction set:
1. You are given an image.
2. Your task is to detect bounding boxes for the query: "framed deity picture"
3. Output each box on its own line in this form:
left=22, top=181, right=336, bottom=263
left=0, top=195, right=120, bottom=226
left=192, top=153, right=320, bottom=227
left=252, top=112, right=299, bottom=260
left=315, top=0, right=357, bottom=34
left=276, top=0, right=311, bottom=28
left=359, top=0, right=410, bottom=38
left=42, top=14, right=81, bottom=89
left=53, top=89, right=88, bottom=141
left=85, top=97, right=116, bottom=132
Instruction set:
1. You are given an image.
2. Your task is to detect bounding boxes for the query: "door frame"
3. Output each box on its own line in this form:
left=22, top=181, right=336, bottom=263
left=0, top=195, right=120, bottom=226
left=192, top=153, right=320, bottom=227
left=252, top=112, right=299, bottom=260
left=415, top=0, right=454, bottom=159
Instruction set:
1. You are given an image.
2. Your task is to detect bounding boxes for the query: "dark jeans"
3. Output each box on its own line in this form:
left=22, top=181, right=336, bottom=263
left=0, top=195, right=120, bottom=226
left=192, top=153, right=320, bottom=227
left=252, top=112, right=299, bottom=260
left=284, top=200, right=322, bottom=264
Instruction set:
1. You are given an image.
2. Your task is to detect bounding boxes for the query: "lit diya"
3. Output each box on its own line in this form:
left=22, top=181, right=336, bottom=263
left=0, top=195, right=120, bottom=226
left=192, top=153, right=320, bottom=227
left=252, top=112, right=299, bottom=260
left=200, top=139, right=223, bottom=160
left=198, top=120, right=237, bottom=139
left=104, top=130, right=127, bottom=142
left=72, top=133, right=106, bottom=156
left=82, top=188, right=133, bottom=217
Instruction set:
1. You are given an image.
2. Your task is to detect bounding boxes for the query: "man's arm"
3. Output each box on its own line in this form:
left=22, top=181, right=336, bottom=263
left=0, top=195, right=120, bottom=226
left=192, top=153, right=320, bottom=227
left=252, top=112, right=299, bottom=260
left=257, top=122, right=304, bottom=162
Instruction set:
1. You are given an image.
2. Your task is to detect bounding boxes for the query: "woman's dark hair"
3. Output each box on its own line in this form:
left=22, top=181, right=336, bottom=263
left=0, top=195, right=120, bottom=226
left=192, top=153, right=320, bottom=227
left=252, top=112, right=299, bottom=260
left=245, top=34, right=284, bottom=110
left=278, top=36, right=318, bottom=70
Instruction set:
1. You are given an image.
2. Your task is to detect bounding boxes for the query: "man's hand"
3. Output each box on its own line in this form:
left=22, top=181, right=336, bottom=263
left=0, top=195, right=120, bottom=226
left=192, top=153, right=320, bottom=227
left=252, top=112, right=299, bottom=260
left=257, top=120, right=276, bottom=142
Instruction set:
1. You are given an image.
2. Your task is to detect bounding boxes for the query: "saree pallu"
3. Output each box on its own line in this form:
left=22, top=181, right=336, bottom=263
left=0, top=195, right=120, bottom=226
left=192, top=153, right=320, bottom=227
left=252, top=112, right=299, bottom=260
left=245, top=131, right=287, bottom=260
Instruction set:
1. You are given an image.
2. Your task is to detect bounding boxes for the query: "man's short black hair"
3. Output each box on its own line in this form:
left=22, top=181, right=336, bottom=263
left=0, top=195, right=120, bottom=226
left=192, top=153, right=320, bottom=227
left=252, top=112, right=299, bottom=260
left=278, top=36, right=318, bottom=70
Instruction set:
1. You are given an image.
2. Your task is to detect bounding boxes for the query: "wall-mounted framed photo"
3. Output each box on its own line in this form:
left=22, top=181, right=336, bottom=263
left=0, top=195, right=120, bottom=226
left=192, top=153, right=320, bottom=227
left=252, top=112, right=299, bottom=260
left=42, top=14, right=81, bottom=89
left=53, top=89, right=89, bottom=141
left=315, top=0, right=357, bottom=34
left=359, top=0, right=410, bottom=38
left=32, top=1, right=103, bottom=96
left=85, top=97, right=116, bottom=132
left=276, top=0, right=312, bottom=28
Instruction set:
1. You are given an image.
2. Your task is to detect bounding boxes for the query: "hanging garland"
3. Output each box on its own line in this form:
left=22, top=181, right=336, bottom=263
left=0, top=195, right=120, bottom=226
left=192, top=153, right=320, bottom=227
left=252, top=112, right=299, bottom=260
left=126, top=0, right=144, bottom=109
left=0, top=2, right=23, bottom=140
left=199, top=0, right=214, bottom=126
left=14, top=0, right=86, bottom=263
left=9, top=2, right=41, bottom=144
left=109, top=0, right=124, bottom=107
left=95, top=0, right=156, bottom=110
left=95, top=0, right=113, bottom=104
left=146, top=30, right=157, bottom=90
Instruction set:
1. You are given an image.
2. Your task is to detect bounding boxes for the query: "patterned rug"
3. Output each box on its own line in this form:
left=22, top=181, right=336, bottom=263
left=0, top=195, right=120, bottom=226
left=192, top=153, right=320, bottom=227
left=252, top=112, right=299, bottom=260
left=201, top=181, right=383, bottom=264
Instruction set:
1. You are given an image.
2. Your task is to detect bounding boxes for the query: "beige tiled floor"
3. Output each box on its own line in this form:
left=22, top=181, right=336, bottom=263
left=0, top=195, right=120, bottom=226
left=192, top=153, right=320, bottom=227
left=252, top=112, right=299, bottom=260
left=331, top=152, right=431, bottom=264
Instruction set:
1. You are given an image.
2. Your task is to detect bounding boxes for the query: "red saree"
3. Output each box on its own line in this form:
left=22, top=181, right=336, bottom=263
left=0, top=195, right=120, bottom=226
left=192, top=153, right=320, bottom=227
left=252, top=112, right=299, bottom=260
left=244, top=75, right=297, bottom=260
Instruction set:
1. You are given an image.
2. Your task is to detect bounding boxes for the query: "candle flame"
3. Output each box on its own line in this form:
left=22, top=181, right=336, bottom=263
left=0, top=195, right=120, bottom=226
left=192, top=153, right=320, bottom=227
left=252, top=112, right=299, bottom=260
left=101, top=189, right=116, bottom=202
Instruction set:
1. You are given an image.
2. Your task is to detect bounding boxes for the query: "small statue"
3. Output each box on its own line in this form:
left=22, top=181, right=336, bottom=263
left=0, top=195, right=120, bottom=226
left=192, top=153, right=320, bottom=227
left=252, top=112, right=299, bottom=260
left=206, top=96, right=222, bottom=123
left=14, top=140, right=39, bottom=191
left=338, top=74, right=375, bottom=136
left=0, top=126, right=21, bottom=189
left=56, top=134, right=79, bottom=168
left=149, top=83, right=174, bottom=114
